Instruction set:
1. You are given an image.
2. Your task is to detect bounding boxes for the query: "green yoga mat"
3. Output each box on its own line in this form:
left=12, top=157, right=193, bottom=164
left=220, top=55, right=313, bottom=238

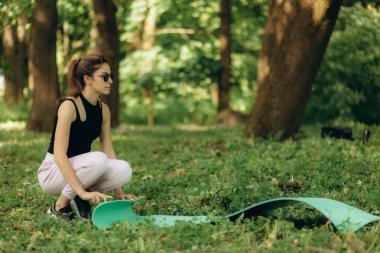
left=92, top=197, right=380, bottom=232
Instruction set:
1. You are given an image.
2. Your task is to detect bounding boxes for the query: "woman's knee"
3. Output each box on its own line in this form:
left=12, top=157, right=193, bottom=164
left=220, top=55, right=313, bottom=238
left=118, top=160, right=133, bottom=185
left=91, top=151, right=108, bottom=174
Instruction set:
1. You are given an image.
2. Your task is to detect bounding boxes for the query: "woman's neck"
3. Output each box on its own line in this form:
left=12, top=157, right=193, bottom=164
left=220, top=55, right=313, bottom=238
left=81, top=88, right=99, bottom=105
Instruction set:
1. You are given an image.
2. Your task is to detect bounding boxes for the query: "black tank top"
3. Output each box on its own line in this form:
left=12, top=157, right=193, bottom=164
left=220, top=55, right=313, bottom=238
left=48, top=93, right=103, bottom=158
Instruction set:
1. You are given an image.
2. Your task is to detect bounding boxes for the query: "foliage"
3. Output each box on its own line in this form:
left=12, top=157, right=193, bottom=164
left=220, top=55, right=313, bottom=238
left=0, top=0, right=33, bottom=29
left=304, top=5, right=380, bottom=124
left=343, top=0, right=380, bottom=7
left=56, top=0, right=93, bottom=92
left=118, top=0, right=267, bottom=125
left=0, top=0, right=33, bottom=73
left=1, top=1, right=380, bottom=126
left=0, top=123, right=379, bottom=252
left=0, top=0, right=267, bottom=125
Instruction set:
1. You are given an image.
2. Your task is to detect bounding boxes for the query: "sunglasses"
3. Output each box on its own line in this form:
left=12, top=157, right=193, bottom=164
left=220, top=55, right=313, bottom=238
left=95, top=73, right=114, bottom=82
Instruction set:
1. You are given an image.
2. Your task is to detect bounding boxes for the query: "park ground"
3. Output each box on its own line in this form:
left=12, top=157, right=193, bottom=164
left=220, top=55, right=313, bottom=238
left=0, top=122, right=379, bottom=252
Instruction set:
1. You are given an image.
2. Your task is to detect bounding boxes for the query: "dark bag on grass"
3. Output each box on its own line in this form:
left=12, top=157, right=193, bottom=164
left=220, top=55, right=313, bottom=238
left=321, top=126, right=353, bottom=140
left=321, top=126, right=371, bottom=143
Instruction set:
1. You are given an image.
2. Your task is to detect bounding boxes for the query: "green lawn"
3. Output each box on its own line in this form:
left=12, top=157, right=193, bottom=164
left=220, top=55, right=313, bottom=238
left=0, top=123, right=379, bottom=252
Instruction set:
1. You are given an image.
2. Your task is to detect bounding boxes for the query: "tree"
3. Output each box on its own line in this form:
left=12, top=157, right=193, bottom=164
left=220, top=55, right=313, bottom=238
left=26, top=0, right=60, bottom=132
left=121, top=0, right=157, bottom=126
left=244, top=0, right=342, bottom=139
left=216, top=0, right=247, bottom=126
left=93, top=0, right=120, bottom=127
left=216, top=0, right=232, bottom=121
left=0, top=1, right=30, bottom=106
left=1, top=22, right=27, bottom=105
left=140, top=0, right=156, bottom=127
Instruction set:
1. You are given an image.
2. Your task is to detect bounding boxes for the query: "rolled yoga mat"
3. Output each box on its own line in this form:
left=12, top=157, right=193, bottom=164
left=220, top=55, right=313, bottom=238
left=92, top=196, right=380, bottom=232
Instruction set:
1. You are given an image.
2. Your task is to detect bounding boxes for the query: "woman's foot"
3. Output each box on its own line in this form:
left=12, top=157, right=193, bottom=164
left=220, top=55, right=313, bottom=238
left=47, top=201, right=75, bottom=221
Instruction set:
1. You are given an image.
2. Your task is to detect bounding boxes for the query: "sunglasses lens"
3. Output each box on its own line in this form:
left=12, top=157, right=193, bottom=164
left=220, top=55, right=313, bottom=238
left=102, top=73, right=113, bottom=82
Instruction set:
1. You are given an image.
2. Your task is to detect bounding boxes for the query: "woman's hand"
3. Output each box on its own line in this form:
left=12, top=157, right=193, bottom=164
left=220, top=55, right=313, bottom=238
left=79, top=191, right=112, bottom=204
left=116, top=193, right=137, bottom=200
left=114, top=186, right=136, bottom=200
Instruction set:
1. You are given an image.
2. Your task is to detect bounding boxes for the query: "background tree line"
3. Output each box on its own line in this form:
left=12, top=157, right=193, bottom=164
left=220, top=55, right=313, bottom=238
left=0, top=0, right=379, bottom=139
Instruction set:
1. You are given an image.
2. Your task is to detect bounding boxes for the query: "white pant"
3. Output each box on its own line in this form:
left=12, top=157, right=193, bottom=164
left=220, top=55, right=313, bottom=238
left=37, top=152, right=132, bottom=200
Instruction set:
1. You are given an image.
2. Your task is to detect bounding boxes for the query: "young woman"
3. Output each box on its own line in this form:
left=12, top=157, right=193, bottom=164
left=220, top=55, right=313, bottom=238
left=37, top=54, right=135, bottom=221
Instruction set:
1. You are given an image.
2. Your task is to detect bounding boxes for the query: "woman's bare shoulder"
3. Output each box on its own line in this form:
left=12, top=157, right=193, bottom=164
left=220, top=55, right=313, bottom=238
left=58, top=99, right=77, bottom=121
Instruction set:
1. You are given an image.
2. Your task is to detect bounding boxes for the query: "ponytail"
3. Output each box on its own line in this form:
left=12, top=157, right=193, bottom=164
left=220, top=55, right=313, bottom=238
left=56, top=59, right=83, bottom=106
left=68, top=59, right=83, bottom=97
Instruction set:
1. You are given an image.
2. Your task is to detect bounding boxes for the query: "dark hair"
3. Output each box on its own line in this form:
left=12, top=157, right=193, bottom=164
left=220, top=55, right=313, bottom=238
left=57, top=54, right=109, bottom=106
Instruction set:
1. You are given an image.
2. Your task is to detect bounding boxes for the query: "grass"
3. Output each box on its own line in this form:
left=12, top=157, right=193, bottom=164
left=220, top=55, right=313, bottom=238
left=0, top=122, right=379, bottom=252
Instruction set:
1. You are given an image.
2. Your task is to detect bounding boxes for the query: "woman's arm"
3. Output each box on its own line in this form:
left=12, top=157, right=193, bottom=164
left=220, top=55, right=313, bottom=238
left=54, top=101, right=87, bottom=196
left=99, top=102, right=135, bottom=200
left=99, top=102, right=116, bottom=159
left=54, top=101, right=111, bottom=203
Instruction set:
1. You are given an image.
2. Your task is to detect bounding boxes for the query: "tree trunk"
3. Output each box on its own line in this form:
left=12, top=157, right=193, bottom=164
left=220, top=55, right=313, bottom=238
left=26, top=0, right=60, bottom=132
left=86, top=0, right=99, bottom=53
left=62, top=20, right=71, bottom=66
left=93, top=0, right=120, bottom=127
left=17, top=17, right=28, bottom=100
left=216, top=0, right=247, bottom=126
left=244, top=0, right=342, bottom=139
left=2, top=23, right=26, bottom=105
left=141, top=0, right=156, bottom=127
left=217, top=0, right=232, bottom=116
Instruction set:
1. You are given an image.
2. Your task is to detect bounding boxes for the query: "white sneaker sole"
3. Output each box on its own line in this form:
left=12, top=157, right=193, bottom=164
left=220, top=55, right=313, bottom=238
left=47, top=208, right=58, bottom=219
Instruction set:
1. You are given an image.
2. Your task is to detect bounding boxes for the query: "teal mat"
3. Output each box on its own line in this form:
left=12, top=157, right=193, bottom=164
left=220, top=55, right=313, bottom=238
left=92, top=197, right=380, bottom=232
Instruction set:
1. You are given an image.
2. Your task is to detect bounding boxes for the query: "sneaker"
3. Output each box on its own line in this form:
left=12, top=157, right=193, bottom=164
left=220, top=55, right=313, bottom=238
left=70, top=196, right=92, bottom=219
left=47, top=201, right=75, bottom=221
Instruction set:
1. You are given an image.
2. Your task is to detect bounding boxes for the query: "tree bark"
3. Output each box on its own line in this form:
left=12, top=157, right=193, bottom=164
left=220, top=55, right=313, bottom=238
left=86, top=0, right=99, bottom=53
left=93, top=0, right=120, bottom=127
left=244, top=0, right=342, bottom=139
left=16, top=17, right=28, bottom=100
left=218, top=0, right=232, bottom=113
left=216, top=0, right=247, bottom=126
left=140, top=0, right=156, bottom=127
left=2, top=23, right=26, bottom=105
left=217, top=0, right=232, bottom=116
left=26, top=0, right=60, bottom=132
